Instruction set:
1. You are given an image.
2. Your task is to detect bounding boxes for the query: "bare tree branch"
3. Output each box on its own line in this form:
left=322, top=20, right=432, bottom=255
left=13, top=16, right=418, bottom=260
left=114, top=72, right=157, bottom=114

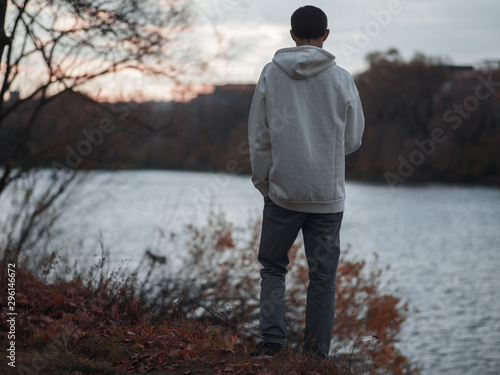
left=1, top=0, right=209, bottom=256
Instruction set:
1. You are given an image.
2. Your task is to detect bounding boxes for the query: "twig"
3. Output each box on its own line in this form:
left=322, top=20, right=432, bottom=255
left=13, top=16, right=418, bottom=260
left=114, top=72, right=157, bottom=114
left=181, top=291, right=261, bottom=339
left=346, top=324, right=367, bottom=371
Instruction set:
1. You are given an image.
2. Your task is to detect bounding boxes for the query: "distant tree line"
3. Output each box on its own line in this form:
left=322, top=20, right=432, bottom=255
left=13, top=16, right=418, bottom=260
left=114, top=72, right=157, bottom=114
left=352, top=50, right=500, bottom=186
left=2, top=50, right=499, bottom=185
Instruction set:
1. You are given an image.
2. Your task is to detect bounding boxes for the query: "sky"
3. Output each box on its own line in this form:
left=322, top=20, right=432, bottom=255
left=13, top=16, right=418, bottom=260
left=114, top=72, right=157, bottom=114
left=12, top=0, right=498, bottom=101
left=190, top=0, right=500, bottom=88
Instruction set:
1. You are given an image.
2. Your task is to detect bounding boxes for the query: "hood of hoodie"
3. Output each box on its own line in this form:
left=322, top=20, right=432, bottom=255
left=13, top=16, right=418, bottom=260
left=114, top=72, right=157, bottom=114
left=272, top=46, right=336, bottom=79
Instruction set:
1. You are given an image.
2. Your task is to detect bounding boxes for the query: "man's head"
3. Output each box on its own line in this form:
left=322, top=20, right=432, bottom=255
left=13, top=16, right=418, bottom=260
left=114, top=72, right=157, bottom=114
left=290, top=5, right=329, bottom=48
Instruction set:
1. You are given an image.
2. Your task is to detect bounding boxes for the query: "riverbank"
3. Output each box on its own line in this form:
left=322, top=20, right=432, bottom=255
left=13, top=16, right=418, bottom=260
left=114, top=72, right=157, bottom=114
left=0, top=261, right=351, bottom=375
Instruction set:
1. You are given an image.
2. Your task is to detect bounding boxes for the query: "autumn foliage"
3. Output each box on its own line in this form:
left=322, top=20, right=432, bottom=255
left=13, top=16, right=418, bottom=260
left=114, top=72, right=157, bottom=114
left=0, top=257, right=344, bottom=374
left=0, top=211, right=419, bottom=374
left=141, top=211, right=420, bottom=374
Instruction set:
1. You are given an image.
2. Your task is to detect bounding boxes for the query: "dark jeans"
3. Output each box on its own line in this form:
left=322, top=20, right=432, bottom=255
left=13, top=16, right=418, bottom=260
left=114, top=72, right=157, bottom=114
left=258, top=196, right=343, bottom=357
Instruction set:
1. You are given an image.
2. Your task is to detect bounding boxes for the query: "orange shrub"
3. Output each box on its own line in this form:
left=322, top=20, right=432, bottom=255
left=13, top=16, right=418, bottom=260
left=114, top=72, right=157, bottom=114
left=146, top=210, right=420, bottom=374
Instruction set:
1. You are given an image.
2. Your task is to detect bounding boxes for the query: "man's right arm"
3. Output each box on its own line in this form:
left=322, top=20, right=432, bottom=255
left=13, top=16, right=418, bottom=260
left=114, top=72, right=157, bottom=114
left=345, top=93, right=365, bottom=155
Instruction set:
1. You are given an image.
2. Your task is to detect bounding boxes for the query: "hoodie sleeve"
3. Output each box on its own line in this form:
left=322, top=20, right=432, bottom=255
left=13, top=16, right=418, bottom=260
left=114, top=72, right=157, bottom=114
left=248, top=83, right=271, bottom=196
left=345, top=93, right=365, bottom=155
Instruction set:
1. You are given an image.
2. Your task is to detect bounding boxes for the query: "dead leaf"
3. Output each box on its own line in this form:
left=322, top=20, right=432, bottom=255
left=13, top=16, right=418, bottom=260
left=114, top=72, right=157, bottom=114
left=39, top=315, right=54, bottom=324
left=168, top=364, right=180, bottom=370
left=91, top=306, right=103, bottom=314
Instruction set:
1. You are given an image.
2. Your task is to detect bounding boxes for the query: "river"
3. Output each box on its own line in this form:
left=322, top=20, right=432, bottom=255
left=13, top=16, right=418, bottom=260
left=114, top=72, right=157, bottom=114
left=2, top=170, right=500, bottom=374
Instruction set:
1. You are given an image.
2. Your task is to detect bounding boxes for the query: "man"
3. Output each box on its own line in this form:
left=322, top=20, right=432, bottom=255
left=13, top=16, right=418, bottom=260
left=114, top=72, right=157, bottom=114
left=248, top=5, right=365, bottom=359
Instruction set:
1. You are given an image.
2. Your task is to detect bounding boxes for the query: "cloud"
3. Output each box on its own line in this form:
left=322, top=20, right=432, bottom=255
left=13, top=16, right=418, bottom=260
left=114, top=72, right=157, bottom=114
left=15, top=0, right=498, bottom=101
left=213, top=0, right=500, bottom=75
left=89, top=0, right=500, bottom=99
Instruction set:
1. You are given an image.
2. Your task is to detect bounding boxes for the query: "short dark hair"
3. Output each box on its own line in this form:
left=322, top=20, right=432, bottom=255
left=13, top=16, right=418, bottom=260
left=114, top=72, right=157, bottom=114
left=291, top=5, right=328, bottom=40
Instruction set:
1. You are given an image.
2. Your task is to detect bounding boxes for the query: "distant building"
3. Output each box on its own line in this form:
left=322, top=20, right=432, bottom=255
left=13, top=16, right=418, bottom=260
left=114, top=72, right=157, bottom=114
left=475, top=59, right=500, bottom=71
left=8, top=91, right=20, bottom=102
left=439, top=61, right=500, bottom=74
left=439, top=65, right=474, bottom=75
left=213, top=84, right=255, bottom=96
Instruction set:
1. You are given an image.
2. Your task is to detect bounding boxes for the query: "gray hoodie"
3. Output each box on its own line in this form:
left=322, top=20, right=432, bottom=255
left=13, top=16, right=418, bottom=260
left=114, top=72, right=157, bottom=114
left=248, top=45, right=365, bottom=213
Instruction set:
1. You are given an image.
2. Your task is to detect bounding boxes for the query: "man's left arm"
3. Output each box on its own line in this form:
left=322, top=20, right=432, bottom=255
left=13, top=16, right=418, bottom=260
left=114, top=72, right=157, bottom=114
left=248, top=87, right=272, bottom=196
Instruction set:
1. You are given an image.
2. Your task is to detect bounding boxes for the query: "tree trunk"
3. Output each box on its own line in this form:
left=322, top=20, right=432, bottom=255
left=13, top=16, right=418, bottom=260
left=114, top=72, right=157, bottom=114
left=0, top=0, right=11, bottom=63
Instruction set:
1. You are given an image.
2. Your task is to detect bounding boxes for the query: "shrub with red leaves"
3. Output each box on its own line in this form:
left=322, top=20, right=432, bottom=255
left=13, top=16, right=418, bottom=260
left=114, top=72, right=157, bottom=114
left=142, top=211, right=420, bottom=374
